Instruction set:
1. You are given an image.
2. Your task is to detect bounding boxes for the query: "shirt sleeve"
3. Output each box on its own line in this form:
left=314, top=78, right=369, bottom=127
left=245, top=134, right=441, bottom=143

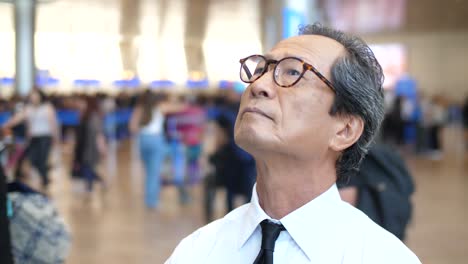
left=165, top=218, right=227, bottom=263
left=164, top=231, right=198, bottom=264
left=363, top=225, right=421, bottom=264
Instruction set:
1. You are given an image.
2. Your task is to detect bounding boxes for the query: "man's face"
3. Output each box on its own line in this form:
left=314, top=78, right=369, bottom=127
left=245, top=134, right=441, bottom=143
left=234, top=35, right=345, bottom=158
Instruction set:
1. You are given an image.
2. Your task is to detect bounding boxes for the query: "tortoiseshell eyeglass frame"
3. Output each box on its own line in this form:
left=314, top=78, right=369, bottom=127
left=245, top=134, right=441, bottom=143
left=239, top=54, right=336, bottom=93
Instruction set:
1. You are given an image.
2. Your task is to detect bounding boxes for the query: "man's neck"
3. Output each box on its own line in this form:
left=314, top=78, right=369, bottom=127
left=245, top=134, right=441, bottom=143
left=254, top=154, right=336, bottom=219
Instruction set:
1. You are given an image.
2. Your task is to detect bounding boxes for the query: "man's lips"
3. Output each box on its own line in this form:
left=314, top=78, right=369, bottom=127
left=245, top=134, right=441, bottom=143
left=242, top=107, right=273, bottom=120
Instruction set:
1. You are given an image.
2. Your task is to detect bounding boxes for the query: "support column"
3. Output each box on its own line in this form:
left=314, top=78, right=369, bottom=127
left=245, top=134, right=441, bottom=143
left=259, top=0, right=284, bottom=53
left=119, top=0, right=141, bottom=75
left=184, top=0, right=208, bottom=77
left=260, top=0, right=320, bottom=53
left=14, top=0, right=36, bottom=96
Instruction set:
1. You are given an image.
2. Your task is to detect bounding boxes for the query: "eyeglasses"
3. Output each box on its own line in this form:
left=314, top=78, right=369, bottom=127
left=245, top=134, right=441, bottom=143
left=239, top=54, right=335, bottom=92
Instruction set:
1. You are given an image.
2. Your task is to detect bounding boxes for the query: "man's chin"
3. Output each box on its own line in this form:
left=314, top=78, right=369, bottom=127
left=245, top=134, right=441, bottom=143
left=234, top=130, right=271, bottom=154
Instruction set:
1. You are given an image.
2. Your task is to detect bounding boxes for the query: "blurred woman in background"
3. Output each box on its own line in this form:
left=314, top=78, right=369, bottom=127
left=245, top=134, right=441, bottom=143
left=129, top=90, right=184, bottom=209
left=2, top=88, right=59, bottom=189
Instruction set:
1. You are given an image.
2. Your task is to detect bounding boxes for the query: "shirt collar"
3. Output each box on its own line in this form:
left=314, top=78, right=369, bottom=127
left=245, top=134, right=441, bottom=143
left=238, top=183, right=343, bottom=261
left=237, top=183, right=271, bottom=249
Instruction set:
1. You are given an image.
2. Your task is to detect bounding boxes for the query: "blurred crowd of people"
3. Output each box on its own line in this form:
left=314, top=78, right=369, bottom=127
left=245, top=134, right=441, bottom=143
left=0, top=84, right=467, bottom=263
left=381, top=90, right=467, bottom=158
left=0, top=86, right=258, bottom=202
left=0, top=86, right=466, bottom=210
left=0, top=86, right=259, bottom=263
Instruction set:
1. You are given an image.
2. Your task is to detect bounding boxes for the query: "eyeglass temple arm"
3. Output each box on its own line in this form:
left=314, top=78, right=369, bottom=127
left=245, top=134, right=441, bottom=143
left=307, top=65, right=336, bottom=92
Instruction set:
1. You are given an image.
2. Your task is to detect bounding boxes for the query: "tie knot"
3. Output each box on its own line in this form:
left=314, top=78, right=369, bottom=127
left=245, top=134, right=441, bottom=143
left=259, top=220, right=285, bottom=251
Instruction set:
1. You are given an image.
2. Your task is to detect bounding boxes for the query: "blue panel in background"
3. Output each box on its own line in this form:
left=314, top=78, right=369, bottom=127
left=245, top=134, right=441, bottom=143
left=73, top=79, right=101, bottom=87
left=56, top=110, right=80, bottom=126
left=395, top=76, right=417, bottom=99
left=36, top=77, right=60, bottom=87
left=0, top=78, right=15, bottom=86
left=0, top=112, right=12, bottom=126
left=282, top=8, right=306, bottom=39
left=149, top=80, right=175, bottom=89
left=233, top=82, right=247, bottom=93
left=218, top=80, right=246, bottom=93
left=113, top=77, right=141, bottom=88
left=218, top=80, right=232, bottom=90
left=395, top=75, right=419, bottom=144
left=186, top=79, right=209, bottom=89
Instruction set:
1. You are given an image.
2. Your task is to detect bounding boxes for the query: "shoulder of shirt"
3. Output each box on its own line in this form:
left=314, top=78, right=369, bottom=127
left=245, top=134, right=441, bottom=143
left=180, top=202, right=249, bottom=243
left=338, top=202, right=421, bottom=263
left=166, top=203, right=250, bottom=263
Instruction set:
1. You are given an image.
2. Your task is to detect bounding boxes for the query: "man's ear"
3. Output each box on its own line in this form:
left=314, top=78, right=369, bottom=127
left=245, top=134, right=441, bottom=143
left=330, top=115, right=364, bottom=152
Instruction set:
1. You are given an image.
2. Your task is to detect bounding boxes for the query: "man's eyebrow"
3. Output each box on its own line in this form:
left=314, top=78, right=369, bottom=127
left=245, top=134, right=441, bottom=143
left=264, top=53, right=308, bottom=62
left=264, top=54, right=274, bottom=60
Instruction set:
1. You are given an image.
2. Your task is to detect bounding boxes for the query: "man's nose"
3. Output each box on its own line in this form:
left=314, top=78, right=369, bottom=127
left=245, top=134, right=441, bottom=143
left=248, top=71, right=277, bottom=99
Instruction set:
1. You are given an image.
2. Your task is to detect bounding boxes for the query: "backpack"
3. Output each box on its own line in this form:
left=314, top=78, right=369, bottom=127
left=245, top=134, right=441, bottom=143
left=0, top=144, right=14, bottom=264
left=354, top=144, right=415, bottom=240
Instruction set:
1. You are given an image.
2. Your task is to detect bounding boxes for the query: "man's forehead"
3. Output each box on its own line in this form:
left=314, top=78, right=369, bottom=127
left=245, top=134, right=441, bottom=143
left=267, top=35, right=345, bottom=66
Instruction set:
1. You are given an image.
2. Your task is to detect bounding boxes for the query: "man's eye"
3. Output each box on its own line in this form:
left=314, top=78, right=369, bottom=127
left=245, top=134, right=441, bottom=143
left=286, top=69, right=301, bottom=76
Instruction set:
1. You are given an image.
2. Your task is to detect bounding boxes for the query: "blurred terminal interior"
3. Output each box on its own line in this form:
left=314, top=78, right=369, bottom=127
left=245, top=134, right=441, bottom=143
left=0, top=0, right=467, bottom=264
left=0, top=0, right=467, bottom=99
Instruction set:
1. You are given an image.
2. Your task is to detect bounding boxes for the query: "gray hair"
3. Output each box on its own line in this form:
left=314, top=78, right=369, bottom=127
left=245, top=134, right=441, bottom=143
left=298, top=23, right=385, bottom=181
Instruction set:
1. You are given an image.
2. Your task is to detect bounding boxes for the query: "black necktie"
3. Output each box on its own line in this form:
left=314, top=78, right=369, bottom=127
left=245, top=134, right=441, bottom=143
left=253, top=220, right=286, bottom=264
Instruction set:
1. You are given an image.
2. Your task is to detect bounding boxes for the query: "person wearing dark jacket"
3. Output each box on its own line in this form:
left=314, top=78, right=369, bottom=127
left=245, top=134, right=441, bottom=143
left=74, top=97, right=107, bottom=192
left=338, top=143, right=415, bottom=240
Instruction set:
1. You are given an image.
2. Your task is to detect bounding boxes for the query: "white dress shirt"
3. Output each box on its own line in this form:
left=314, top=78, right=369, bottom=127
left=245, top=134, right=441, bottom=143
left=166, top=184, right=421, bottom=263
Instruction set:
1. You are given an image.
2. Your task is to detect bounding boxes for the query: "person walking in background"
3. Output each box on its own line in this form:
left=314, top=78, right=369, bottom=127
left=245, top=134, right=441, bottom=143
left=164, top=96, right=191, bottom=205
left=463, top=96, right=468, bottom=149
left=427, top=96, right=447, bottom=159
left=178, top=96, right=206, bottom=185
left=416, top=93, right=432, bottom=154
left=217, top=88, right=256, bottom=212
left=129, top=91, right=184, bottom=209
left=385, top=95, right=404, bottom=145
left=2, top=88, right=59, bottom=189
left=338, top=143, right=415, bottom=241
left=99, top=94, right=117, bottom=140
left=74, top=97, right=107, bottom=192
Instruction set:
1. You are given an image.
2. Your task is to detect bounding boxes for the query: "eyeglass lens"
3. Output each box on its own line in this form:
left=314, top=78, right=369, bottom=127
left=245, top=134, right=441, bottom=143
left=240, top=56, right=304, bottom=87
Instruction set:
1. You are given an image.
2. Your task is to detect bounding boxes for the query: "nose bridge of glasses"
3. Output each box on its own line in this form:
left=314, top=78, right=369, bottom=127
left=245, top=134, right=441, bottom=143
left=249, top=58, right=276, bottom=82
left=258, top=59, right=276, bottom=75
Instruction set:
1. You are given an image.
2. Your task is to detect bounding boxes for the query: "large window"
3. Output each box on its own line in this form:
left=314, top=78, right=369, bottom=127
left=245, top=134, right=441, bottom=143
left=137, top=0, right=188, bottom=85
left=0, top=4, right=14, bottom=78
left=203, top=0, right=262, bottom=83
left=35, top=1, right=122, bottom=89
left=369, top=43, right=407, bottom=89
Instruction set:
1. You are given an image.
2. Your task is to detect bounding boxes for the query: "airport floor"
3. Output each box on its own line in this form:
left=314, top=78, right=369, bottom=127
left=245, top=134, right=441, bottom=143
left=45, top=128, right=467, bottom=264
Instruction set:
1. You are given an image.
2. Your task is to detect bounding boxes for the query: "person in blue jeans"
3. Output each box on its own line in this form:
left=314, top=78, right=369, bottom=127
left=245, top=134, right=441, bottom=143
left=165, top=113, right=190, bottom=204
left=138, top=133, right=167, bottom=208
left=130, top=91, right=185, bottom=208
